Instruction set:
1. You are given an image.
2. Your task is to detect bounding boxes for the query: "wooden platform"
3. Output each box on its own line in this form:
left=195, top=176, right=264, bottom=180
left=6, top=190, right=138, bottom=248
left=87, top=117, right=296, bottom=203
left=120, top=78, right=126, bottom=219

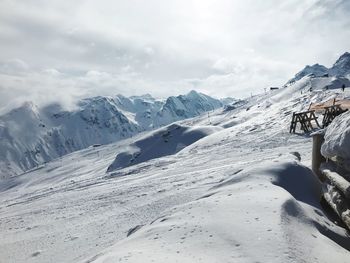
left=309, top=98, right=350, bottom=112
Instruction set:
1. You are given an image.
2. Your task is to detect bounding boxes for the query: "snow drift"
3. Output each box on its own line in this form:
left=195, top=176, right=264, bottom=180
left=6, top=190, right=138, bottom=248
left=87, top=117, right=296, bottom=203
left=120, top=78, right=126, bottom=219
left=86, top=157, right=350, bottom=263
left=321, top=111, right=350, bottom=162
left=107, top=123, right=222, bottom=172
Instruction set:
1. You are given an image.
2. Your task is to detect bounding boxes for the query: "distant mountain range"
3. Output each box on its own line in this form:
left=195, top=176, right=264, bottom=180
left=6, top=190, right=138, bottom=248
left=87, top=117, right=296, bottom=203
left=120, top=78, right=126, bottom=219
left=286, top=52, right=350, bottom=85
left=0, top=90, right=234, bottom=178
left=2, top=52, right=350, bottom=179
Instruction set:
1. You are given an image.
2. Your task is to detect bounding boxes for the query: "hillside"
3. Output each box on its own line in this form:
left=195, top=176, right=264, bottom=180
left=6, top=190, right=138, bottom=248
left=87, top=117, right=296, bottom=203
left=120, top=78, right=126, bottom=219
left=0, top=72, right=350, bottom=262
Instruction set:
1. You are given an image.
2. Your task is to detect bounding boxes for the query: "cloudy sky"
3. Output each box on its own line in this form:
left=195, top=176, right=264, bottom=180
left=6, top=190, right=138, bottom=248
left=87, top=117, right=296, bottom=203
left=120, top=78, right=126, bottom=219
left=0, top=0, right=349, bottom=112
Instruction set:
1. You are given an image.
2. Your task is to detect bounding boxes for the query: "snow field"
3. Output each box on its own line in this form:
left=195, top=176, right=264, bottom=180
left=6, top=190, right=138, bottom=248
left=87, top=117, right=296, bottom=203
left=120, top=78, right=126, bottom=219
left=1, top=77, right=350, bottom=262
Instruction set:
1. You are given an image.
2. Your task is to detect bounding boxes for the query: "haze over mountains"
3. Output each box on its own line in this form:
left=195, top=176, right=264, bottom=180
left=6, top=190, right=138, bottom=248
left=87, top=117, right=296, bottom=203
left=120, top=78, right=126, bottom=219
left=1, top=52, right=350, bottom=180
left=0, top=90, right=234, bottom=179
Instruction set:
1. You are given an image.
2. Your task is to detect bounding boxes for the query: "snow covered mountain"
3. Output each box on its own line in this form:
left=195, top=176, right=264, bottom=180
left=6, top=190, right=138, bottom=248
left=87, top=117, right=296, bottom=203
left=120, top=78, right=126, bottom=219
left=1, top=69, right=350, bottom=263
left=286, top=52, right=350, bottom=85
left=2, top=52, right=350, bottom=263
left=155, top=91, right=223, bottom=126
left=0, top=91, right=230, bottom=179
left=330, top=52, right=350, bottom=77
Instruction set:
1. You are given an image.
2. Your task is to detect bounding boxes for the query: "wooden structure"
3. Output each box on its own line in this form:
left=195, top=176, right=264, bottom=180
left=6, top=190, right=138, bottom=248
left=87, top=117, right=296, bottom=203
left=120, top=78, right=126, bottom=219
left=312, top=133, right=350, bottom=230
left=309, top=98, right=350, bottom=113
left=322, top=105, right=347, bottom=128
left=289, top=110, right=320, bottom=133
left=321, top=164, right=350, bottom=230
left=290, top=97, right=350, bottom=133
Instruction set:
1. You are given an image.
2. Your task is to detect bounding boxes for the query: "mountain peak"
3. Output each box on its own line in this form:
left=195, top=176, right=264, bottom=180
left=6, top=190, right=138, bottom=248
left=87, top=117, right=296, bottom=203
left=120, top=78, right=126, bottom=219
left=286, top=51, right=350, bottom=85
left=286, top=63, right=328, bottom=84
left=333, top=52, right=350, bottom=66
left=330, top=52, right=350, bottom=76
left=303, top=63, right=327, bottom=71
left=339, top=51, right=350, bottom=58
left=187, top=90, right=201, bottom=98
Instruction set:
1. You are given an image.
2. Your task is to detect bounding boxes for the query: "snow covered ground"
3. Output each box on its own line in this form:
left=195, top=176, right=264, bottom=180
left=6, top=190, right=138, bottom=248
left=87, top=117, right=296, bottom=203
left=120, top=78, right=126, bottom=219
left=107, top=124, right=222, bottom=172
left=322, top=110, right=350, bottom=160
left=1, top=76, right=350, bottom=262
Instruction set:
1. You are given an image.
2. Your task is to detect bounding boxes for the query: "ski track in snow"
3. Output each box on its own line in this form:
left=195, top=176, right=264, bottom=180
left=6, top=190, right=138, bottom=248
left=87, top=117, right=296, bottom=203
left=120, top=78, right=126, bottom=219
left=1, top=80, right=350, bottom=262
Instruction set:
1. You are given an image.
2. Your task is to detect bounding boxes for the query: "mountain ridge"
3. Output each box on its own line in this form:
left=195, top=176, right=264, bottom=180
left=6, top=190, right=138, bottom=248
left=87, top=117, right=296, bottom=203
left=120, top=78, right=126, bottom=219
left=0, top=90, right=232, bottom=179
left=286, top=52, right=350, bottom=85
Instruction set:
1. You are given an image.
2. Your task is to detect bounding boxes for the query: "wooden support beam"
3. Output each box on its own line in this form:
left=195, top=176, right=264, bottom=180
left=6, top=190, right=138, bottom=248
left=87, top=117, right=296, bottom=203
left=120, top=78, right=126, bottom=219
left=290, top=112, right=296, bottom=133
left=320, top=162, right=350, bottom=230
left=323, top=188, right=350, bottom=230
left=320, top=165, right=350, bottom=199
left=290, top=110, right=320, bottom=133
left=322, top=105, right=347, bottom=128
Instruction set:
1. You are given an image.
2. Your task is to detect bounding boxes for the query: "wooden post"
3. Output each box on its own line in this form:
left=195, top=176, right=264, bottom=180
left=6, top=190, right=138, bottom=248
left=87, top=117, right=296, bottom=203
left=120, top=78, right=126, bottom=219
left=312, top=132, right=325, bottom=180
left=290, top=112, right=295, bottom=133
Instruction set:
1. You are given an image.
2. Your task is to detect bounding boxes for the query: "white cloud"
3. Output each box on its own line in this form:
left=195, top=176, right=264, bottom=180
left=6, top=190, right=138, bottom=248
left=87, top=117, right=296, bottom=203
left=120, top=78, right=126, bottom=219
left=42, top=68, right=61, bottom=77
left=0, top=0, right=349, bottom=112
left=0, top=58, right=29, bottom=75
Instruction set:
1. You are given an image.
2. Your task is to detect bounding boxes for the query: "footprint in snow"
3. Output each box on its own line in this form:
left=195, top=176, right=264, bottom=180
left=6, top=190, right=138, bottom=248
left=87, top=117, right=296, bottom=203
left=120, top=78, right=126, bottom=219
left=31, top=251, right=41, bottom=257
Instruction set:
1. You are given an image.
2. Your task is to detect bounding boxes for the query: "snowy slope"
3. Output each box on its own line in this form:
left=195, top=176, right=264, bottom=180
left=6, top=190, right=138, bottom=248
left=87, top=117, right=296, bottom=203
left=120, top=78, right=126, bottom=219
left=0, top=91, right=228, bottom=179
left=1, top=75, right=350, bottom=263
left=322, top=110, right=350, bottom=161
left=107, top=123, right=222, bottom=172
left=91, top=158, right=349, bottom=263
